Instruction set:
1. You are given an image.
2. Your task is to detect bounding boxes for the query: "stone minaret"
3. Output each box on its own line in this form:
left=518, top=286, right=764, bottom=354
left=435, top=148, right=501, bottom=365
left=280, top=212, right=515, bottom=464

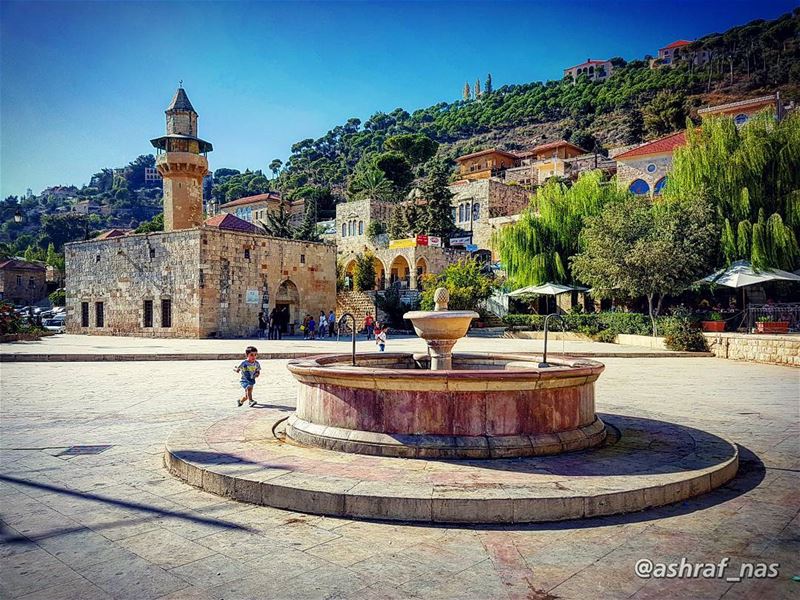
left=150, top=86, right=213, bottom=231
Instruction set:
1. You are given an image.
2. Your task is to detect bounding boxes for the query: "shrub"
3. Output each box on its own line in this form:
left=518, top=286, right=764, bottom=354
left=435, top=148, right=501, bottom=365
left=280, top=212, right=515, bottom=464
left=664, top=328, right=709, bottom=351
left=593, top=329, right=617, bottom=343
left=49, top=289, right=66, bottom=307
left=353, top=252, right=377, bottom=291
left=420, top=260, right=495, bottom=313
left=502, top=311, right=687, bottom=338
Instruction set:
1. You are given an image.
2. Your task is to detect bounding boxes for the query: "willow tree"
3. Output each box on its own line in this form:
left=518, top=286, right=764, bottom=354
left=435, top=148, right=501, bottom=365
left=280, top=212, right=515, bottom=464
left=496, top=170, right=628, bottom=287
left=665, top=111, right=800, bottom=270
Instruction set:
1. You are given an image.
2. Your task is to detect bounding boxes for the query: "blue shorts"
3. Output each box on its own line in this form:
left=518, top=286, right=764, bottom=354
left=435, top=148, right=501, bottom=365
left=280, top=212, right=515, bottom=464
left=240, top=379, right=255, bottom=389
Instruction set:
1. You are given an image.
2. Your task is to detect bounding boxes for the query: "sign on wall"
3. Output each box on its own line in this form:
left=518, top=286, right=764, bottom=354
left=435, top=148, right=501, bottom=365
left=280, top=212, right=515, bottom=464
left=245, top=289, right=260, bottom=304
left=449, top=236, right=472, bottom=247
left=416, top=235, right=429, bottom=246
left=389, top=238, right=417, bottom=249
left=428, top=236, right=442, bottom=247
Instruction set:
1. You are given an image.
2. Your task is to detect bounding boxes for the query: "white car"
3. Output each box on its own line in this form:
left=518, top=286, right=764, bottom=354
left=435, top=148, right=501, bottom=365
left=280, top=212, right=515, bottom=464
left=42, top=316, right=66, bottom=333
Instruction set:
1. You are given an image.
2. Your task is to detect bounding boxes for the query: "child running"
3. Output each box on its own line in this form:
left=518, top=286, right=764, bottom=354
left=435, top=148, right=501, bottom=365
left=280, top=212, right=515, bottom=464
left=375, top=323, right=387, bottom=352
left=234, top=346, right=261, bottom=407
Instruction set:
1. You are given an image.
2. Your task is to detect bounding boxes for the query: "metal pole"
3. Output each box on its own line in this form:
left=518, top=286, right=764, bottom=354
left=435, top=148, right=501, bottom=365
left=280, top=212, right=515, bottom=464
left=539, top=313, right=566, bottom=368
left=338, top=312, right=356, bottom=366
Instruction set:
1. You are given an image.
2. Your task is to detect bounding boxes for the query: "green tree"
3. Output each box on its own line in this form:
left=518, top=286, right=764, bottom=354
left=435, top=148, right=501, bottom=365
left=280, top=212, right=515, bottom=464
left=353, top=252, right=377, bottom=291
left=41, top=214, right=91, bottom=249
left=418, top=159, right=456, bottom=237
left=419, top=259, right=495, bottom=313
left=269, top=159, right=283, bottom=178
left=134, top=213, right=164, bottom=233
left=665, top=111, right=800, bottom=270
left=571, top=196, right=717, bottom=335
left=45, top=242, right=65, bottom=271
left=347, top=160, right=395, bottom=201
left=485, top=73, right=493, bottom=94
left=388, top=204, right=412, bottom=239
left=383, top=134, right=439, bottom=165
left=294, top=198, right=320, bottom=242
left=23, top=244, right=45, bottom=262
left=463, top=81, right=470, bottom=100
left=496, top=170, right=623, bottom=287
left=261, top=204, right=295, bottom=238
left=642, top=91, right=687, bottom=138
left=373, top=151, right=414, bottom=194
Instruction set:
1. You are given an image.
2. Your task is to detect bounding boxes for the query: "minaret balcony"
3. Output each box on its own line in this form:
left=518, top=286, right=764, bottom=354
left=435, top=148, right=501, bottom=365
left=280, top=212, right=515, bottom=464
left=156, top=152, right=209, bottom=178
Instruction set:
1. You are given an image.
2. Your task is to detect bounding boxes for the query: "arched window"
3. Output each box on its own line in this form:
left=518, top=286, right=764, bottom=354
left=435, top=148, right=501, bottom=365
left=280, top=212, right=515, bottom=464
left=654, top=177, right=667, bottom=195
left=458, top=204, right=463, bottom=222
left=588, top=66, right=595, bottom=74
left=472, top=203, right=480, bottom=221
left=358, top=221, right=364, bottom=235
left=629, top=179, right=650, bottom=196
left=342, top=223, right=347, bottom=237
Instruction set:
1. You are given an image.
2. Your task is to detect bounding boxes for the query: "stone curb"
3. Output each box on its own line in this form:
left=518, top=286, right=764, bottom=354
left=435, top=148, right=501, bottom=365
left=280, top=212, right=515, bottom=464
left=164, top=415, right=739, bottom=524
left=0, top=350, right=714, bottom=362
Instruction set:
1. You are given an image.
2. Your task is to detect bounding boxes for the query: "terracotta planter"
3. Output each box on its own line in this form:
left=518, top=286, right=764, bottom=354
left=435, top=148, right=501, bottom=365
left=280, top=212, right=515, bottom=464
left=756, top=321, right=789, bottom=334
left=702, top=321, right=726, bottom=332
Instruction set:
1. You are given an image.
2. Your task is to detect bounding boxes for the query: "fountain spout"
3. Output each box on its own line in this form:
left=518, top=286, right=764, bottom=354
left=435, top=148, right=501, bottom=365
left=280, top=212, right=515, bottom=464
left=539, top=313, right=566, bottom=368
left=403, top=287, right=479, bottom=370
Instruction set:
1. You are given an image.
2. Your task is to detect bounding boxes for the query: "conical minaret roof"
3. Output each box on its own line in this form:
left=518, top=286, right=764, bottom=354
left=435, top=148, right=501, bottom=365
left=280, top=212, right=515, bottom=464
left=166, top=87, right=196, bottom=113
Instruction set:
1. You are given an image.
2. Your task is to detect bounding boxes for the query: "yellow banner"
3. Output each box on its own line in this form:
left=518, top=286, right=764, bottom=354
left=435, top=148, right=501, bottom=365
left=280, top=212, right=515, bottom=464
left=388, top=238, right=417, bottom=249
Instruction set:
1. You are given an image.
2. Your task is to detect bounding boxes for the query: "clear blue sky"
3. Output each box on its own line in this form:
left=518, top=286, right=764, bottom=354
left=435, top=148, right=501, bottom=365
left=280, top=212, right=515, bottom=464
left=1, top=0, right=796, bottom=197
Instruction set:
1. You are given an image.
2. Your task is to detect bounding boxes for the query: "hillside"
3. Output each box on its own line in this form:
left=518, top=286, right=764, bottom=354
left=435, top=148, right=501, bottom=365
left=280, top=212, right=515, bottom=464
left=276, top=9, right=800, bottom=198
left=2, top=9, right=798, bottom=261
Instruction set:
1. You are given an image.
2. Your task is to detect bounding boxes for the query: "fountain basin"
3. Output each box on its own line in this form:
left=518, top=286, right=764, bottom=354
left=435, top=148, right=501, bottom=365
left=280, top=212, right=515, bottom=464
left=286, top=352, right=606, bottom=458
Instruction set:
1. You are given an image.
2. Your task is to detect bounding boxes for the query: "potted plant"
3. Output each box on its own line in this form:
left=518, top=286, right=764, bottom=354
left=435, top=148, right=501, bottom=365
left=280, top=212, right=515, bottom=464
left=755, top=315, right=789, bottom=334
left=701, top=311, right=726, bottom=332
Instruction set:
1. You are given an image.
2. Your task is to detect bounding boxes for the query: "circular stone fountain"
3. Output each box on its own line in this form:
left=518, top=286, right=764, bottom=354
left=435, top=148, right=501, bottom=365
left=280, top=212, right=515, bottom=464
left=165, top=288, right=739, bottom=523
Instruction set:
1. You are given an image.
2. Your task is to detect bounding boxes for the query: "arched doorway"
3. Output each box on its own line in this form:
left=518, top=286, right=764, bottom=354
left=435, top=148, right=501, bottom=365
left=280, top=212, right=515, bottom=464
left=372, top=256, right=386, bottom=290
left=389, top=255, right=411, bottom=288
left=275, top=279, right=299, bottom=332
left=343, top=259, right=357, bottom=291
left=415, top=257, right=428, bottom=289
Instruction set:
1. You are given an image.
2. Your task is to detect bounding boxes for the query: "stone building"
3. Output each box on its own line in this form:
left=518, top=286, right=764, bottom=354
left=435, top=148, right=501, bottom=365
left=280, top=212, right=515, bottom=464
left=335, top=198, right=395, bottom=257
left=504, top=140, right=615, bottom=187
left=654, top=40, right=709, bottom=68
left=218, top=193, right=282, bottom=224
left=0, top=259, right=47, bottom=305
left=66, top=86, right=335, bottom=338
left=697, top=92, right=790, bottom=125
left=448, top=178, right=530, bottom=257
left=613, top=130, right=686, bottom=196
left=455, top=148, right=521, bottom=181
left=563, top=59, right=613, bottom=82
left=65, top=228, right=335, bottom=338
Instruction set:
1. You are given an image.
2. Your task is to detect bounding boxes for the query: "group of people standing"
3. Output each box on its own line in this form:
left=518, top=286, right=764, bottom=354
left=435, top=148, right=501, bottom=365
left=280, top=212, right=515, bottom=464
left=301, top=310, right=337, bottom=340
left=256, top=309, right=387, bottom=350
left=257, top=306, right=292, bottom=340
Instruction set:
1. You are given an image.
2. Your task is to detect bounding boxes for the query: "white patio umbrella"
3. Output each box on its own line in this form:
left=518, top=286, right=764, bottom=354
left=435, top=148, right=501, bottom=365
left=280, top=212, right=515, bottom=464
left=697, top=260, right=800, bottom=326
left=697, top=260, right=800, bottom=288
left=507, top=283, right=589, bottom=313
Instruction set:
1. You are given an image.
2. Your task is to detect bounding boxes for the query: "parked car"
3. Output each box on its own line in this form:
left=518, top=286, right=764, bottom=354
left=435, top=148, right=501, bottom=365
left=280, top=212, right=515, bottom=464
left=42, top=316, right=66, bottom=333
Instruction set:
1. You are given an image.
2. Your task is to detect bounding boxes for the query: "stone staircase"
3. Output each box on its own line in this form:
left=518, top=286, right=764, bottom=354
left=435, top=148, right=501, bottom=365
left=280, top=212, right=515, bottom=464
left=336, top=291, right=383, bottom=330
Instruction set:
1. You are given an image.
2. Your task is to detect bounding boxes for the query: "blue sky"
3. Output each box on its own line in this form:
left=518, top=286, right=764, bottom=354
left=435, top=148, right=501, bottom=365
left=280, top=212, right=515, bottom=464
left=1, top=0, right=796, bottom=197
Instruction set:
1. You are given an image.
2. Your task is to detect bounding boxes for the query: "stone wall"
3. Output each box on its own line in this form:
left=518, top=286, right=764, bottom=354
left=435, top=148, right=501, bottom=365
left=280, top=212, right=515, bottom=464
left=705, top=333, right=799, bottom=367
left=615, top=155, right=672, bottom=191
left=65, top=228, right=337, bottom=338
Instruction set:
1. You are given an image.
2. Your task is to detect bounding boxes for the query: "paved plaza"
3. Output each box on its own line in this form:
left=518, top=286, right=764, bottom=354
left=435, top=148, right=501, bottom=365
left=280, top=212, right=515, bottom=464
left=0, top=344, right=798, bottom=599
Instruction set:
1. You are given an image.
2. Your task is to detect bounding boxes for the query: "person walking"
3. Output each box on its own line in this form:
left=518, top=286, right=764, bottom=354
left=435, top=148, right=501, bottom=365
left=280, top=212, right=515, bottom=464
left=308, top=315, right=316, bottom=340
left=375, top=323, right=387, bottom=352
left=268, top=307, right=279, bottom=340
left=318, top=311, right=327, bottom=338
left=363, top=313, right=375, bottom=340
left=258, top=311, right=268, bottom=339
left=328, top=310, right=336, bottom=337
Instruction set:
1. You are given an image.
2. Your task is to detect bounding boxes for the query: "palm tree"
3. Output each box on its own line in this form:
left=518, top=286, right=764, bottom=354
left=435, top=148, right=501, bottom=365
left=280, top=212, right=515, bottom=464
left=352, top=168, right=394, bottom=202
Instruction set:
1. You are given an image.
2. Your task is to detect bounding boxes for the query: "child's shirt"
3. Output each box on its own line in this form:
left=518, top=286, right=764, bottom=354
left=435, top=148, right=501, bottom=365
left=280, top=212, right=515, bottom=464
left=238, top=360, right=261, bottom=383
left=376, top=330, right=387, bottom=344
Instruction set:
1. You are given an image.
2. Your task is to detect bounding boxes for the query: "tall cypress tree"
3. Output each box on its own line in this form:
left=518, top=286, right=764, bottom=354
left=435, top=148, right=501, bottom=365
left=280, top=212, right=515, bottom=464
left=485, top=73, right=493, bottom=94
left=462, top=82, right=471, bottom=101
left=474, top=78, right=481, bottom=99
left=419, top=160, right=456, bottom=237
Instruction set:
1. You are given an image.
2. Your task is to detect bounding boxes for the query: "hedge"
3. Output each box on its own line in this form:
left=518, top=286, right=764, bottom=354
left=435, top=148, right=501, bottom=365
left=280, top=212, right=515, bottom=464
left=502, top=312, right=685, bottom=337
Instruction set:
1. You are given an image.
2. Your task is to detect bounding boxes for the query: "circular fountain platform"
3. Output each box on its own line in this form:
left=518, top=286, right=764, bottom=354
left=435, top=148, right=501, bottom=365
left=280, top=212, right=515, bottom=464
left=285, top=352, right=607, bottom=459
left=165, top=411, right=738, bottom=524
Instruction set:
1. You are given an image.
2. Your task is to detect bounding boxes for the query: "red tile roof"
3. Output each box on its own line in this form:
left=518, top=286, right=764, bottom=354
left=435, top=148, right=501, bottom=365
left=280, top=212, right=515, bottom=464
left=526, top=140, right=587, bottom=156
left=204, top=213, right=260, bottom=234
left=661, top=40, right=692, bottom=50
left=0, top=259, right=46, bottom=272
left=219, top=192, right=281, bottom=209
left=456, top=148, right=521, bottom=162
left=614, top=131, right=687, bottom=160
left=565, top=59, right=610, bottom=69
left=94, top=228, right=132, bottom=240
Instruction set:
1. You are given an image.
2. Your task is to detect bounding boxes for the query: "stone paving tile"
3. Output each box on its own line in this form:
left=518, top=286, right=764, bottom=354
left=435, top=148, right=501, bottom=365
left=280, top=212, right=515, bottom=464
left=1, top=356, right=798, bottom=599
left=116, top=529, right=218, bottom=569
left=0, top=548, right=83, bottom=598
left=78, top=553, right=188, bottom=600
